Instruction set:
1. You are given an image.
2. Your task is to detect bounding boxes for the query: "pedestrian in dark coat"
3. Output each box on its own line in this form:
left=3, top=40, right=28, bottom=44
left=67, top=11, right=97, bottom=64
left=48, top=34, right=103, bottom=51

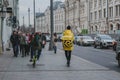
left=10, top=31, right=20, bottom=57
left=30, top=32, right=42, bottom=61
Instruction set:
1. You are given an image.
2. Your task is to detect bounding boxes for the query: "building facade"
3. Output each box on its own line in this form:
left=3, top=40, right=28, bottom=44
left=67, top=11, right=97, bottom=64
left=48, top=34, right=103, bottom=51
left=54, top=2, right=65, bottom=33
left=65, top=0, right=120, bottom=34
left=89, top=0, right=120, bottom=34
left=0, top=0, right=19, bottom=53
left=65, top=0, right=89, bottom=34
left=36, top=1, right=65, bottom=34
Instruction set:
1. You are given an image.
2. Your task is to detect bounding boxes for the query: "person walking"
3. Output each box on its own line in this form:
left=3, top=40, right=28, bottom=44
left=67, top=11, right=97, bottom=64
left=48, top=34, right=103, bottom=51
left=19, top=33, right=26, bottom=57
left=25, top=33, right=30, bottom=56
left=30, top=32, right=42, bottom=61
left=62, top=26, right=74, bottom=67
left=53, top=33, right=57, bottom=54
left=10, top=31, right=20, bottom=57
left=41, top=34, right=46, bottom=48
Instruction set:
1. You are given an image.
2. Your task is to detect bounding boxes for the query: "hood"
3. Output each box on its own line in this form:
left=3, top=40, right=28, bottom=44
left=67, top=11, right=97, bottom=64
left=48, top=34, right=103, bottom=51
left=84, top=39, right=94, bottom=42
left=102, top=39, right=114, bottom=42
left=63, top=30, right=73, bottom=36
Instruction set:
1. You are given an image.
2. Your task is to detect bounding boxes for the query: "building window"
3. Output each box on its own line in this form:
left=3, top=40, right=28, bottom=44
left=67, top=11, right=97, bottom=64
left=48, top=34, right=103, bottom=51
left=103, top=0, right=106, bottom=6
left=94, top=0, right=97, bottom=8
left=119, top=5, right=120, bottom=16
left=90, top=13, right=93, bottom=20
left=116, top=5, right=120, bottom=16
left=99, top=0, right=102, bottom=7
left=95, top=26, right=97, bottom=31
left=90, top=0, right=93, bottom=9
left=103, top=8, right=106, bottom=18
left=109, top=7, right=113, bottom=17
left=116, top=5, right=118, bottom=16
left=110, top=24, right=113, bottom=30
left=117, top=23, right=120, bottom=30
left=99, top=10, right=102, bottom=19
left=95, top=11, right=97, bottom=20
left=91, top=26, right=93, bottom=31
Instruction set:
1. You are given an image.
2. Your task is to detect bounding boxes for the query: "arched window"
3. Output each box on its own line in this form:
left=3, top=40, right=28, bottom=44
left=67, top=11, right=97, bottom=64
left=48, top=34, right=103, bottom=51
left=91, top=26, right=93, bottom=31
left=95, top=26, right=97, bottom=31
left=117, top=23, right=120, bottom=30
left=110, top=24, right=113, bottom=30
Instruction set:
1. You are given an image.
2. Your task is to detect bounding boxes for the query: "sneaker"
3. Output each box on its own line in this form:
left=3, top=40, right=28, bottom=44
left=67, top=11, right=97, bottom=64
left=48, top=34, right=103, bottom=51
left=67, top=61, right=70, bottom=67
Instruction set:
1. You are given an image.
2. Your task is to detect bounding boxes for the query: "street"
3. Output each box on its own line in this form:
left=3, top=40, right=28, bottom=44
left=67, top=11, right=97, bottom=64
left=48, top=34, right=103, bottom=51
left=57, top=42, right=120, bottom=73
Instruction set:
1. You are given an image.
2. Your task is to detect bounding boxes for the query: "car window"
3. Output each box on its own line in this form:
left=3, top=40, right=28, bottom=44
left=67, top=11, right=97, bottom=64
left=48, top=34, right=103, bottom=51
left=83, top=36, right=92, bottom=39
left=100, top=35, right=112, bottom=40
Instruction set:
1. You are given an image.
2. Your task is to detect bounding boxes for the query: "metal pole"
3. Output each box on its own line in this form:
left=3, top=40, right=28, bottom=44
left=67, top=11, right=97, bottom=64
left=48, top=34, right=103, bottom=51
left=79, top=0, right=80, bottom=32
left=33, top=0, right=36, bottom=32
left=64, top=7, right=66, bottom=29
left=28, top=8, right=30, bottom=27
left=49, top=0, right=54, bottom=50
left=87, top=0, right=91, bottom=34
left=23, top=16, right=24, bottom=32
left=1, top=4, right=4, bottom=52
left=106, top=0, right=109, bottom=34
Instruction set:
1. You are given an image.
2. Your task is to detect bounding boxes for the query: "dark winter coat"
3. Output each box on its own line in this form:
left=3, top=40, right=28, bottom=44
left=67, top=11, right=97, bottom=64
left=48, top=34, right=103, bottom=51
left=10, top=34, right=20, bottom=46
left=31, top=34, right=42, bottom=50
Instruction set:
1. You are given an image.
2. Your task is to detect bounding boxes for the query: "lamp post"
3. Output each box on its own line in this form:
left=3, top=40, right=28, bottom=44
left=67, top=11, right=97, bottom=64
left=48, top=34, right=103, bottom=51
left=0, top=4, right=6, bottom=52
left=106, top=0, right=109, bottom=34
left=33, top=0, right=36, bottom=33
left=49, top=0, right=54, bottom=50
left=28, top=8, right=30, bottom=27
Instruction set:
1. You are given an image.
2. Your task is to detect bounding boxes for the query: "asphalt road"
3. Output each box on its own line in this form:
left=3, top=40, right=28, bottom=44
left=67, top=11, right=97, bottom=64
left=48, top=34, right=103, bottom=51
left=57, top=42, right=120, bottom=73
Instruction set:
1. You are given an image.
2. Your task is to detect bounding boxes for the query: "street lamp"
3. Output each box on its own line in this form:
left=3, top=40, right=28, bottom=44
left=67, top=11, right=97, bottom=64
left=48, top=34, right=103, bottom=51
left=0, top=4, right=6, bottom=52
left=49, top=0, right=54, bottom=50
left=33, top=0, right=36, bottom=33
left=28, top=8, right=30, bottom=27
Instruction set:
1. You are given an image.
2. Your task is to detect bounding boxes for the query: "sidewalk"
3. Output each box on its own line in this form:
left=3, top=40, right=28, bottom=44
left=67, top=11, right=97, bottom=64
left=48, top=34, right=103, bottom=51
left=0, top=43, right=120, bottom=80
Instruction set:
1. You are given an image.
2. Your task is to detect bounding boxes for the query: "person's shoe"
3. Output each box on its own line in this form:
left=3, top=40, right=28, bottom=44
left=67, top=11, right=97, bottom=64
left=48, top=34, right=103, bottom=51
left=67, top=62, right=70, bottom=67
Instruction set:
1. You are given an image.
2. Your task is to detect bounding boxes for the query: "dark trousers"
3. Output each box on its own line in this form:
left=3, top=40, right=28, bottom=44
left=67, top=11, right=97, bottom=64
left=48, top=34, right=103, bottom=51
left=37, top=50, right=42, bottom=60
left=30, top=46, right=41, bottom=60
left=25, top=44, right=30, bottom=55
left=65, top=50, right=71, bottom=64
left=21, top=44, right=26, bottom=57
left=13, top=44, right=19, bottom=57
left=30, top=46, right=34, bottom=59
left=53, top=46, right=57, bottom=53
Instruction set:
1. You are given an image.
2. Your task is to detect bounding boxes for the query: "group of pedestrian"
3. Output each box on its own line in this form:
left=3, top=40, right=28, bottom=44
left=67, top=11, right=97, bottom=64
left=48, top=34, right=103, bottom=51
left=10, top=31, right=47, bottom=61
left=10, top=25, right=74, bottom=67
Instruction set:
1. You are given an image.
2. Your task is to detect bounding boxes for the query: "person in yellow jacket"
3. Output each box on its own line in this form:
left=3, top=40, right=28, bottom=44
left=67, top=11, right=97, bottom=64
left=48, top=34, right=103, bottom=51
left=62, top=25, right=74, bottom=67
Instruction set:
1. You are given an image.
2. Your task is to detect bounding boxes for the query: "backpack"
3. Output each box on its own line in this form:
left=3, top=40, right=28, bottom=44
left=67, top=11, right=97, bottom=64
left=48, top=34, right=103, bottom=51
left=33, top=36, right=39, bottom=47
left=54, top=38, right=58, bottom=42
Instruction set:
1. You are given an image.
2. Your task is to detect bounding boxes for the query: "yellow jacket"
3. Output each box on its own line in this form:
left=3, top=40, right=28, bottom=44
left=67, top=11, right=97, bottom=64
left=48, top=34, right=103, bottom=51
left=62, top=30, right=74, bottom=51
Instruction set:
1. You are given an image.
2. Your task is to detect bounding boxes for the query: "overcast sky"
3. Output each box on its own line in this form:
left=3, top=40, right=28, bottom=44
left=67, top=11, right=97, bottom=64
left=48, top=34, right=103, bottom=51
left=19, top=0, right=65, bottom=26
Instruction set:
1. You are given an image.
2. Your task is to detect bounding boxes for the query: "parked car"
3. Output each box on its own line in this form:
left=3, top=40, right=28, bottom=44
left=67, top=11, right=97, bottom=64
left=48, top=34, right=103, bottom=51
left=78, top=36, right=94, bottom=46
left=115, top=36, right=120, bottom=67
left=58, top=34, right=63, bottom=42
left=74, top=36, right=82, bottom=45
left=94, top=34, right=115, bottom=48
left=46, top=36, right=50, bottom=42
